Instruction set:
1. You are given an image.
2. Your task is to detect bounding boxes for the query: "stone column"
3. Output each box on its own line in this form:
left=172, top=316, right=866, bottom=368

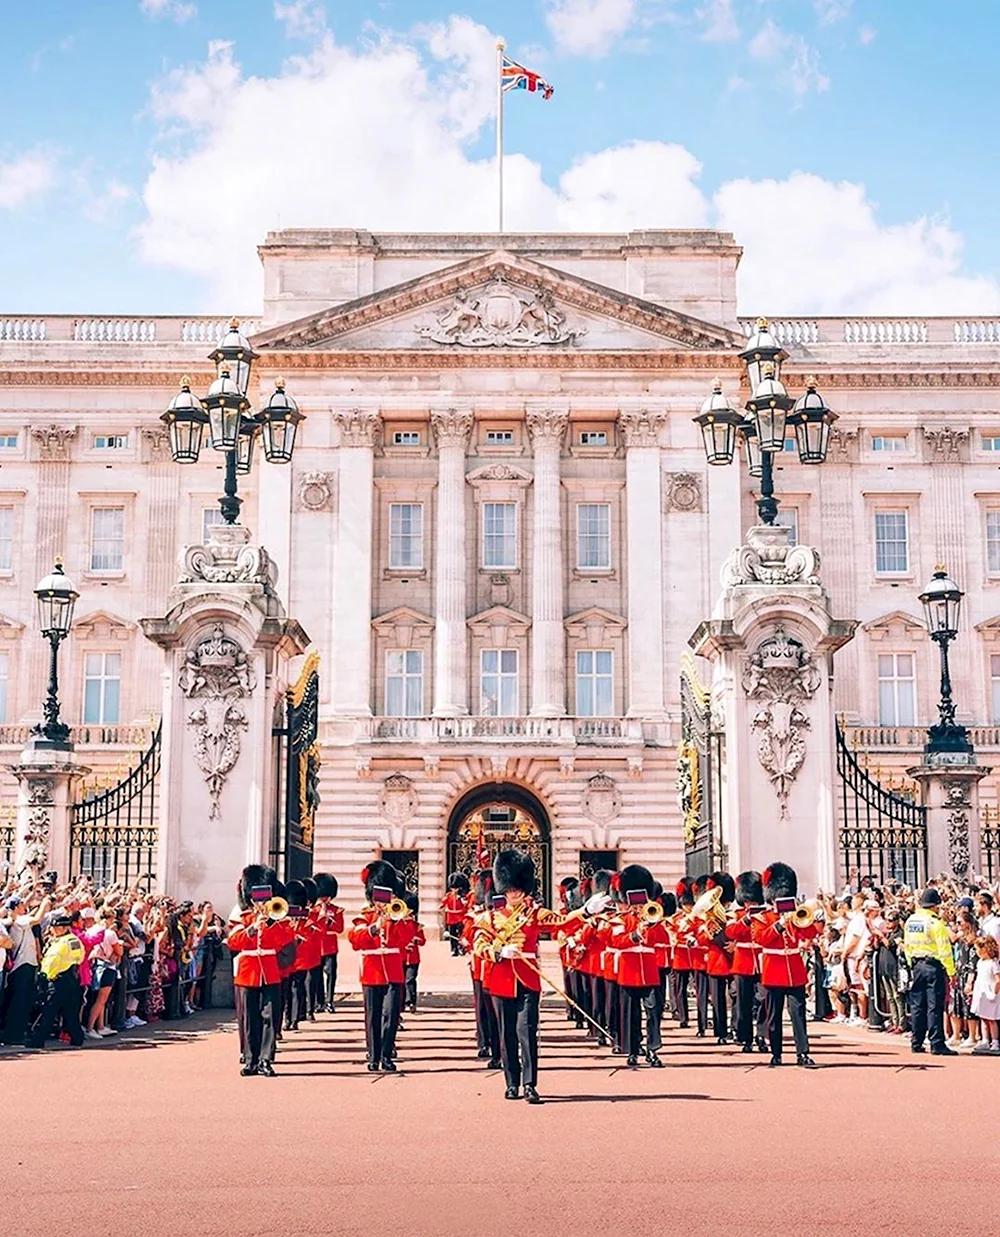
left=526, top=408, right=569, bottom=717
left=619, top=409, right=666, bottom=718
left=908, top=760, right=990, bottom=881
left=690, top=525, right=857, bottom=892
left=331, top=409, right=379, bottom=716
left=10, top=749, right=88, bottom=880
left=430, top=408, right=473, bottom=717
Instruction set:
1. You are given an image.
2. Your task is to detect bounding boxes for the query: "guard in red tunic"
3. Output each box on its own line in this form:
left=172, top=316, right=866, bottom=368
left=579, top=869, right=615, bottom=1048
left=348, top=861, right=416, bottom=1072
left=603, top=864, right=669, bottom=1067
left=653, top=887, right=676, bottom=1042
left=441, top=873, right=470, bottom=956
left=699, top=871, right=735, bottom=1045
left=751, top=862, right=820, bottom=1069
left=226, top=864, right=296, bottom=1077
left=725, top=870, right=768, bottom=1054
left=402, top=894, right=425, bottom=1013
left=463, top=869, right=501, bottom=1068
left=557, top=876, right=584, bottom=1029
left=689, top=873, right=711, bottom=1037
left=283, top=879, right=322, bottom=1031
left=313, top=872, right=344, bottom=1013
left=669, top=878, right=694, bottom=1028
left=473, top=848, right=580, bottom=1103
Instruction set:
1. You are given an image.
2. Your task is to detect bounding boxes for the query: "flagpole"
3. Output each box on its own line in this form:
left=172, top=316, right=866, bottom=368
left=496, top=39, right=504, bottom=233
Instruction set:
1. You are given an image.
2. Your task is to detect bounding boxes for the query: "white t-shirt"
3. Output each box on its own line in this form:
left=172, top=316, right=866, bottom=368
left=979, top=912, right=1000, bottom=946
left=92, top=927, right=120, bottom=963
left=844, top=912, right=869, bottom=957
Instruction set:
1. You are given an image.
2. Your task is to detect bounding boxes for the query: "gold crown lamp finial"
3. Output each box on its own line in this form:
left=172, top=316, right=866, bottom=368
left=275, top=376, right=286, bottom=391
left=805, top=374, right=818, bottom=388
left=761, top=361, right=776, bottom=379
left=229, top=316, right=240, bottom=329
left=756, top=316, right=769, bottom=329
left=180, top=374, right=191, bottom=388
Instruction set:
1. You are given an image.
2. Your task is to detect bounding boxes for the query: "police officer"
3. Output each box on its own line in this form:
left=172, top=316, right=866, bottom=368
left=903, top=888, right=957, bottom=1056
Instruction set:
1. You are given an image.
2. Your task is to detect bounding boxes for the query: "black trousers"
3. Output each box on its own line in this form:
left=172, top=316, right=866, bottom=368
left=234, top=983, right=248, bottom=1059
left=496, top=985, right=540, bottom=1089
left=29, top=972, right=84, bottom=1047
left=284, top=970, right=308, bottom=1027
left=574, top=968, right=592, bottom=1027
left=0, top=964, right=37, bottom=1045
left=589, top=974, right=608, bottom=1036
left=671, top=969, right=690, bottom=1025
left=446, top=923, right=462, bottom=955
left=619, top=984, right=654, bottom=1057
left=909, top=957, right=947, bottom=1051
left=475, top=978, right=500, bottom=1059
left=695, top=969, right=709, bottom=1034
left=321, top=954, right=338, bottom=1008
left=363, top=983, right=400, bottom=1065
left=308, top=964, right=324, bottom=1013
left=710, top=974, right=729, bottom=1039
left=404, top=964, right=419, bottom=1010
left=765, top=985, right=810, bottom=1059
left=735, top=974, right=767, bottom=1046
left=606, top=980, right=621, bottom=1048
left=242, top=983, right=280, bottom=1066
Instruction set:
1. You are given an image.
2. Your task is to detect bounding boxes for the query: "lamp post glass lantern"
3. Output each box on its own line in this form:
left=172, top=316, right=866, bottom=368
left=919, top=566, right=973, bottom=757
left=32, top=560, right=79, bottom=748
left=161, top=322, right=303, bottom=527
left=694, top=321, right=835, bottom=527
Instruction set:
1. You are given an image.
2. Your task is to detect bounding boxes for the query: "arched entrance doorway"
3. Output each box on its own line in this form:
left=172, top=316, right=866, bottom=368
left=446, top=783, right=552, bottom=908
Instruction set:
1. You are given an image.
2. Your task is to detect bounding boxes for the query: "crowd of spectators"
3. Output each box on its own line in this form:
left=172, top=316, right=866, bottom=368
left=812, top=872, right=1000, bottom=1053
left=0, top=870, right=227, bottom=1049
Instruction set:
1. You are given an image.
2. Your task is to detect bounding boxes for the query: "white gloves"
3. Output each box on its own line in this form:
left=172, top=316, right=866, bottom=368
left=500, top=944, right=519, bottom=960
left=586, top=893, right=610, bottom=915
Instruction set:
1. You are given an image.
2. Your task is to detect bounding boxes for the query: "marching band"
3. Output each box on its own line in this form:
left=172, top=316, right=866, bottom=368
left=226, top=850, right=824, bottom=1091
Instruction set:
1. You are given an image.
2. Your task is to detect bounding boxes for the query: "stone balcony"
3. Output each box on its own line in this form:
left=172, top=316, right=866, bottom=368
left=844, top=723, right=1000, bottom=752
left=738, top=317, right=1000, bottom=346
left=319, top=715, right=675, bottom=749
left=0, top=723, right=154, bottom=748
left=0, top=315, right=261, bottom=347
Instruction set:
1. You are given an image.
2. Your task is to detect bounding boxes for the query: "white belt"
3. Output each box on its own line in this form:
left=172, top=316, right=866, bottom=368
left=242, top=949, right=276, bottom=958
left=360, top=948, right=400, bottom=955
left=619, top=945, right=655, bottom=954
left=762, top=948, right=801, bottom=956
left=517, top=952, right=538, bottom=959
left=733, top=942, right=757, bottom=950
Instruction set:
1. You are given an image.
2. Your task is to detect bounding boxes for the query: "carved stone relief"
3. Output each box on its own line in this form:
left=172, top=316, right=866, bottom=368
left=297, top=471, right=335, bottom=512
left=31, top=424, right=77, bottom=461
left=617, top=410, right=665, bottom=449
left=664, top=472, right=703, bottom=513
left=378, top=772, right=419, bottom=825
left=582, top=772, right=622, bottom=824
left=722, top=524, right=821, bottom=588
left=742, top=627, right=822, bottom=818
left=417, top=275, right=584, bottom=348
left=179, top=623, right=256, bottom=821
left=178, top=536, right=279, bottom=589
left=334, top=408, right=380, bottom=448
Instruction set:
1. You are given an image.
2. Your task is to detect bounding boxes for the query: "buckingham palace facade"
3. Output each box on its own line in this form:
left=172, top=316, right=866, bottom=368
left=2, top=227, right=1000, bottom=903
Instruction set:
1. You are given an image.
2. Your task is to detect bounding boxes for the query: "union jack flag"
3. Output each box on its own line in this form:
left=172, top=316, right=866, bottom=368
left=501, top=54, right=554, bottom=100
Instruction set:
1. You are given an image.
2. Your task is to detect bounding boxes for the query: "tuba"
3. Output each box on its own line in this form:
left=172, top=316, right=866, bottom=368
left=691, top=885, right=728, bottom=934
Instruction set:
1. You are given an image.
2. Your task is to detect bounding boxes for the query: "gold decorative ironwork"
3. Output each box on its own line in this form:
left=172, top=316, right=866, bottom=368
left=290, top=651, right=320, bottom=709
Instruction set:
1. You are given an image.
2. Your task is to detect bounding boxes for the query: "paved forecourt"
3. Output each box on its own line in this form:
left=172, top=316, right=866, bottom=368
left=2, top=942, right=991, bottom=1237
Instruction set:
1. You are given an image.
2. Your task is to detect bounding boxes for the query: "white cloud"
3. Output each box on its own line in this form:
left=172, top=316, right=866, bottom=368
left=134, top=32, right=1000, bottom=316
left=859, top=24, right=877, bottom=44
left=273, top=0, right=327, bottom=40
left=0, top=150, right=57, bottom=210
left=749, top=19, right=830, bottom=96
left=545, top=0, right=638, bottom=58
left=140, top=0, right=197, bottom=22
left=82, top=178, right=134, bottom=223
left=814, top=0, right=852, bottom=24
left=697, top=0, right=739, bottom=43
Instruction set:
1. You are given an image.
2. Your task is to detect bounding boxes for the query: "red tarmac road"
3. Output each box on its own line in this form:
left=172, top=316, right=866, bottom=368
left=1, top=950, right=991, bottom=1237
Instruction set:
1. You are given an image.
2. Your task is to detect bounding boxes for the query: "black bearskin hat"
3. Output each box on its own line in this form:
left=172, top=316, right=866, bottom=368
left=472, top=868, right=493, bottom=907
left=660, top=890, right=678, bottom=916
left=362, top=860, right=399, bottom=902
left=560, top=876, right=583, bottom=912
left=617, top=863, right=654, bottom=899
left=302, top=877, right=318, bottom=905
left=493, top=848, right=537, bottom=896
left=286, top=879, right=307, bottom=910
left=591, top=868, right=614, bottom=895
left=707, top=871, right=736, bottom=905
left=313, top=872, right=339, bottom=899
left=447, top=872, right=471, bottom=896
left=692, top=874, right=709, bottom=898
left=735, top=870, right=764, bottom=907
left=675, top=877, right=695, bottom=908
left=238, top=864, right=278, bottom=912
left=405, top=893, right=419, bottom=918
left=762, top=862, right=797, bottom=903
left=651, top=880, right=663, bottom=900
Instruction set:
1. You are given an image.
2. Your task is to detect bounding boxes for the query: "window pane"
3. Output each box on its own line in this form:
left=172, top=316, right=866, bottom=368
left=988, top=512, right=1000, bottom=573
left=483, top=503, right=516, bottom=568
left=102, top=678, right=121, bottom=724
left=386, top=677, right=404, bottom=716
left=775, top=508, right=798, bottom=546
left=390, top=503, right=423, bottom=568
left=992, top=676, right=1000, bottom=724
left=105, top=653, right=121, bottom=677
left=483, top=649, right=498, bottom=674
left=594, top=673, right=613, bottom=716
left=405, top=649, right=422, bottom=674
left=500, top=650, right=517, bottom=674
left=500, top=674, right=518, bottom=716
left=577, top=649, right=593, bottom=675
left=202, top=508, right=225, bottom=543
left=405, top=675, right=422, bottom=716
left=387, top=650, right=405, bottom=676
left=897, top=680, right=915, bottom=726
left=577, top=675, right=594, bottom=716
left=595, top=650, right=613, bottom=675
left=874, top=511, right=908, bottom=573
left=0, top=507, right=12, bottom=570
left=83, top=678, right=102, bottom=724
left=878, top=681, right=896, bottom=725
left=91, top=507, right=124, bottom=572
left=877, top=654, right=894, bottom=677
left=577, top=503, right=610, bottom=569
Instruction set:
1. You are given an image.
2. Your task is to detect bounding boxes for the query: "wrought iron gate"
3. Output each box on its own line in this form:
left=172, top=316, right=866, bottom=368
left=836, top=723, right=928, bottom=886
left=679, top=656, right=724, bottom=877
left=978, top=804, right=1000, bottom=883
left=579, top=849, right=619, bottom=883
left=381, top=849, right=419, bottom=895
left=70, top=723, right=161, bottom=885
left=274, top=653, right=320, bottom=883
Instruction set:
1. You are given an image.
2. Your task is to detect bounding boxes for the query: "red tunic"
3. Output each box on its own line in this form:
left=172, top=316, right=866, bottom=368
left=404, top=922, right=425, bottom=968
left=440, top=892, right=467, bottom=926
left=725, top=909, right=761, bottom=977
left=348, top=909, right=416, bottom=986
left=474, top=902, right=577, bottom=999
left=668, top=914, right=691, bottom=972
left=696, top=919, right=733, bottom=977
left=291, top=910, right=323, bottom=973
left=751, top=911, right=819, bottom=988
left=228, top=917, right=296, bottom=988
left=318, top=901, right=344, bottom=957
left=604, top=913, right=668, bottom=987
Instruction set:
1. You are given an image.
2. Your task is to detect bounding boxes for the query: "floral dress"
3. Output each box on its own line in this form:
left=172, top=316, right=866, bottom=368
left=146, top=939, right=165, bottom=1020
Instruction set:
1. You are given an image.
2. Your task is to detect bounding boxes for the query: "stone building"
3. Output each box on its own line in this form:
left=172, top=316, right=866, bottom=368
left=2, top=228, right=1000, bottom=905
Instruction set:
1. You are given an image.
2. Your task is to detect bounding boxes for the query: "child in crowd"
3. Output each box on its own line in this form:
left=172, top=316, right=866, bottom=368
left=971, top=935, right=1000, bottom=1055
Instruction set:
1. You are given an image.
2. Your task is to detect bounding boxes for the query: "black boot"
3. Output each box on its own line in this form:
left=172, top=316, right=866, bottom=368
left=646, top=1051, right=664, bottom=1068
left=768, top=1055, right=782, bottom=1067
left=504, top=1085, right=520, bottom=1100
left=741, top=1042, right=754, bottom=1053
left=258, top=1061, right=276, bottom=1077
left=523, top=1085, right=542, bottom=1105
left=381, top=1058, right=398, bottom=1072
left=797, top=1054, right=818, bottom=1069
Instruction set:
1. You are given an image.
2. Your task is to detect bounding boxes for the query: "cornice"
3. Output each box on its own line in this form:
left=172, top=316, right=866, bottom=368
left=0, top=368, right=214, bottom=387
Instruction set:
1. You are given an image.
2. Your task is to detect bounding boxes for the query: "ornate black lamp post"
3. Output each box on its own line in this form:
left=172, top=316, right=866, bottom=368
left=161, top=319, right=304, bottom=524
left=694, top=319, right=838, bottom=524
left=919, top=565, right=973, bottom=758
left=31, top=560, right=79, bottom=750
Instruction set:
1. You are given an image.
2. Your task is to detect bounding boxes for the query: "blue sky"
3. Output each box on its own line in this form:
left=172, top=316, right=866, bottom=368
left=1, top=0, right=997, bottom=315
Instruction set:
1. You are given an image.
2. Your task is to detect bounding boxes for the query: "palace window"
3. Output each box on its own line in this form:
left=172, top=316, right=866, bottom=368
left=385, top=650, right=423, bottom=717
left=392, top=431, right=421, bottom=446
left=90, top=507, right=125, bottom=573
left=202, top=507, right=225, bottom=544
left=0, top=507, right=13, bottom=571
left=576, top=649, right=613, bottom=717
left=774, top=507, right=799, bottom=546
left=579, top=431, right=607, bottom=446
left=389, top=503, right=424, bottom=569
left=782, top=436, right=797, bottom=453
left=481, top=649, right=518, bottom=716
left=577, top=503, right=611, bottom=569
left=482, top=502, right=517, bottom=569
left=991, top=655, right=1000, bottom=724
left=983, top=436, right=1000, bottom=452
left=93, top=434, right=130, bottom=450
left=83, top=651, right=121, bottom=725
left=485, top=429, right=514, bottom=445
left=877, top=653, right=915, bottom=726
left=0, top=434, right=18, bottom=449
left=0, top=651, right=8, bottom=723
left=871, top=435, right=908, bottom=453
left=874, top=510, right=909, bottom=574
left=987, top=511, right=1000, bottom=574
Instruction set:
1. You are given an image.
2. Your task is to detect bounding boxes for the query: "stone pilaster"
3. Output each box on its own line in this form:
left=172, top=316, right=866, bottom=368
left=619, top=409, right=666, bottom=717
left=331, top=408, right=379, bottom=716
left=430, top=408, right=473, bottom=716
left=908, top=759, right=990, bottom=881
left=10, top=751, right=88, bottom=881
left=526, top=407, right=569, bottom=716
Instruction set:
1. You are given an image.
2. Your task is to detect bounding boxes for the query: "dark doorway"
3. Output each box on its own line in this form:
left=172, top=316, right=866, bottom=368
left=446, top=782, right=552, bottom=907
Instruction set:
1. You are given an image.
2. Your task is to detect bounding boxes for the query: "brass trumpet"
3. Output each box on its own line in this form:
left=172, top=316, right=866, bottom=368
left=639, top=900, right=665, bottom=926
left=257, top=895, right=288, bottom=924
left=377, top=895, right=410, bottom=922
left=785, top=901, right=818, bottom=930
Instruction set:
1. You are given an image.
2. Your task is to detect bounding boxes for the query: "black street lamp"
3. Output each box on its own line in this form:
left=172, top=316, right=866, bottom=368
left=694, top=318, right=837, bottom=526
left=31, top=559, right=79, bottom=750
left=161, top=320, right=303, bottom=526
left=919, top=565, right=973, bottom=758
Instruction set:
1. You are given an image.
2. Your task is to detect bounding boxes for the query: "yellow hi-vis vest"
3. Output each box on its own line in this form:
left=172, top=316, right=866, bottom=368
left=902, top=909, right=955, bottom=976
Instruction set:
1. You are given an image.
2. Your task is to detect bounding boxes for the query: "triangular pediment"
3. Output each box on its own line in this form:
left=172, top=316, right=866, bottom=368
left=564, top=607, right=628, bottom=632
left=251, top=251, right=740, bottom=353
left=0, top=611, right=24, bottom=638
left=466, top=462, right=533, bottom=486
left=72, top=610, right=134, bottom=640
left=975, top=615, right=1000, bottom=644
left=467, top=605, right=532, bottom=635
left=863, top=610, right=926, bottom=641
left=372, top=606, right=435, bottom=633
